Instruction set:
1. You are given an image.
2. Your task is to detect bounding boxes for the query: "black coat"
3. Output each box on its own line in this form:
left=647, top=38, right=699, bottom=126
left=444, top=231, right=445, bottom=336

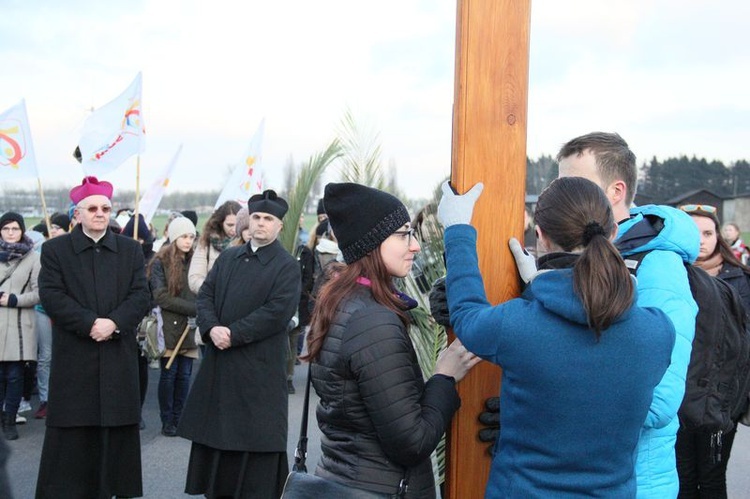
left=312, top=286, right=460, bottom=498
left=719, top=262, right=750, bottom=310
left=178, top=239, right=301, bottom=451
left=39, top=226, right=151, bottom=427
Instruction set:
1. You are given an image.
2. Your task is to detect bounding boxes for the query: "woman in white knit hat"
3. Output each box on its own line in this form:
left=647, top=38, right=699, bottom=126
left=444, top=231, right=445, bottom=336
left=147, top=216, right=199, bottom=437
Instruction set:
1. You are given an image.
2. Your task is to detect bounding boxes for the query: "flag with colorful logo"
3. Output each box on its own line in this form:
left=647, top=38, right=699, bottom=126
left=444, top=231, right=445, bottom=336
left=214, top=119, right=265, bottom=209
left=78, top=72, right=145, bottom=174
left=138, top=144, right=183, bottom=224
left=0, top=99, right=38, bottom=179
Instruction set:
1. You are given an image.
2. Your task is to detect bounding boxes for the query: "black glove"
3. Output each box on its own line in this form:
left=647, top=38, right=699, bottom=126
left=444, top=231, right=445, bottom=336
left=429, top=276, right=451, bottom=327
left=478, top=396, right=500, bottom=456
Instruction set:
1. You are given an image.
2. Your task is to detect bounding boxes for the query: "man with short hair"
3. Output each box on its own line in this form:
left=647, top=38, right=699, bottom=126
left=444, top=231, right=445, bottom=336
left=179, top=189, right=301, bottom=498
left=35, top=176, right=151, bottom=498
left=557, top=132, right=699, bottom=498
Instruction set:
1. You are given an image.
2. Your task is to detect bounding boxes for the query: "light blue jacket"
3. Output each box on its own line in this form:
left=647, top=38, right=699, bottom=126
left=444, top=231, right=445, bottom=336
left=616, top=205, right=699, bottom=498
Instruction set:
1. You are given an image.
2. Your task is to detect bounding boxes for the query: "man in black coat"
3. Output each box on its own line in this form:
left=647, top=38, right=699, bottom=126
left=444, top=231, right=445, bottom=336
left=35, top=177, right=151, bottom=499
left=179, top=190, right=301, bottom=498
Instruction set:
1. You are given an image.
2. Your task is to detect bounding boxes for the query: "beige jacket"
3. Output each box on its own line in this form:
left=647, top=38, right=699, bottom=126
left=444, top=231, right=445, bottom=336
left=187, top=242, right=222, bottom=295
left=0, top=250, right=40, bottom=361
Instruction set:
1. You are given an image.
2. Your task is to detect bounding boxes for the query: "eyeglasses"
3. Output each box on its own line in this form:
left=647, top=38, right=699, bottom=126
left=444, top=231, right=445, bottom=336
left=0, top=227, right=21, bottom=233
left=392, top=228, right=416, bottom=245
left=679, top=204, right=717, bottom=214
left=80, top=205, right=113, bottom=214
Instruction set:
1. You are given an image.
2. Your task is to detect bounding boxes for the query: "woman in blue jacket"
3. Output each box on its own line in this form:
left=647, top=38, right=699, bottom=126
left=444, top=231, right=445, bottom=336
left=439, top=177, right=676, bottom=498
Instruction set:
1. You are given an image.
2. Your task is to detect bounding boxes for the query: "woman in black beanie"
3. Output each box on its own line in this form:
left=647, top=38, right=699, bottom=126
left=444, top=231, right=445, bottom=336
left=0, top=212, right=41, bottom=440
left=303, top=183, right=479, bottom=498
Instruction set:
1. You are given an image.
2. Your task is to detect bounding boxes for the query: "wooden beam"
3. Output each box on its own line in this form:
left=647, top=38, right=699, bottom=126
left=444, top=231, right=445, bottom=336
left=446, top=1, right=531, bottom=497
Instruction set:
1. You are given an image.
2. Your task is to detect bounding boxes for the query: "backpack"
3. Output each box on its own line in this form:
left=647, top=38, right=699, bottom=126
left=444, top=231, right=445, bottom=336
left=624, top=252, right=750, bottom=432
left=137, top=307, right=165, bottom=363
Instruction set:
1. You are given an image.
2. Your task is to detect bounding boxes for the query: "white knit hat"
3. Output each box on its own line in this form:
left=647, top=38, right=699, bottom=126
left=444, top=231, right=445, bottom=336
left=167, top=216, right=196, bottom=242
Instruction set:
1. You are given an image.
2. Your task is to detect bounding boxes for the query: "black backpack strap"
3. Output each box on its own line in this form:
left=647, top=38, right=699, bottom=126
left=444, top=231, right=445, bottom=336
left=622, top=250, right=651, bottom=276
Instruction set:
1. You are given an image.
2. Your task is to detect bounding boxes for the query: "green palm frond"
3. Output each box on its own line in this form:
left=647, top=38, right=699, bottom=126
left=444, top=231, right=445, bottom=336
left=280, top=140, right=343, bottom=253
left=336, top=108, right=386, bottom=190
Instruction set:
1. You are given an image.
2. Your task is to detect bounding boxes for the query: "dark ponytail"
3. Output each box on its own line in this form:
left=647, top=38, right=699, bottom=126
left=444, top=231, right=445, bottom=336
left=534, top=177, right=634, bottom=338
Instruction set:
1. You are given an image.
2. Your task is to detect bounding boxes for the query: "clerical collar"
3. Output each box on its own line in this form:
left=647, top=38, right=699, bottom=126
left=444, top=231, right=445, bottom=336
left=82, top=227, right=106, bottom=243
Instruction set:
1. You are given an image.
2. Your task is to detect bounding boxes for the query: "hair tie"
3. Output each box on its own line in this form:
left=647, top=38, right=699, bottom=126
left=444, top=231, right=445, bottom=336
left=582, top=221, right=606, bottom=246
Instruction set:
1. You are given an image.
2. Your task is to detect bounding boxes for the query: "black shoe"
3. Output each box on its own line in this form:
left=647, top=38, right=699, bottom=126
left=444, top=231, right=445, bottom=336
left=161, top=424, right=177, bottom=437
left=2, top=413, right=18, bottom=441
left=287, top=379, right=296, bottom=394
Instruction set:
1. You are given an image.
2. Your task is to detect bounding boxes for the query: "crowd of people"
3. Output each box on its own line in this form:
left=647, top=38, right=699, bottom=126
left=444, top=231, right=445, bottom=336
left=0, top=131, right=748, bottom=498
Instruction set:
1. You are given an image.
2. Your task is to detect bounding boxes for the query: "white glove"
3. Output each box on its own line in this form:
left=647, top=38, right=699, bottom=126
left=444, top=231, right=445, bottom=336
left=509, top=237, right=537, bottom=284
left=437, top=181, right=484, bottom=228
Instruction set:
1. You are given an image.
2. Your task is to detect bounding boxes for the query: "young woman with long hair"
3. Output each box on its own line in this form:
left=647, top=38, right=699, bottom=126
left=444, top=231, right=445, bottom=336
left=147, top=217, right=198, bottom=437
left=305, top=183, right=479, bottom=498
left=439, top=177, right=676, bottom=497
left=188, top=200, right=241, bottom=294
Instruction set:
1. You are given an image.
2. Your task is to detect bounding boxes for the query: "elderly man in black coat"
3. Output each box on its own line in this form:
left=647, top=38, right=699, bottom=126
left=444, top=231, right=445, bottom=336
left=35, top=177, right=151, bottom=499
left=178, top=189, right=301, bottom=498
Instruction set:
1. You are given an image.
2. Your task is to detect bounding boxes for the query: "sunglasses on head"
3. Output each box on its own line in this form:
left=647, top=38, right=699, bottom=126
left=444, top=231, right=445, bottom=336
left=80, top=205, right=113, bottom=214
left=679, top=204, right=717, bottom=214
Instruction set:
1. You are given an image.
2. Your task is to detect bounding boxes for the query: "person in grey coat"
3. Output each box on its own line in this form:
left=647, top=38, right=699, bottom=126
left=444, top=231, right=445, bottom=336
left=35, top=177, right=151, bottom=499
left=178, top=189, right=301, bottom=498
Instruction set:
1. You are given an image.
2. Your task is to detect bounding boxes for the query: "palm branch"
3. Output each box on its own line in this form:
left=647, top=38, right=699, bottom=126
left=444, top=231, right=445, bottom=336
left=279, top=140, right=342, bottom=253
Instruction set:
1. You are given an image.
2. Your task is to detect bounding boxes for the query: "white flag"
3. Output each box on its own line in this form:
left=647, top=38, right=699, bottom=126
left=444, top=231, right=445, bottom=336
left=138, top=144, right=183, bottom=224
left=0, top=99, right=38, bottom=179
left=214, top=119, right=265, bottom=209
left=78, top=72, right=145, bottom=174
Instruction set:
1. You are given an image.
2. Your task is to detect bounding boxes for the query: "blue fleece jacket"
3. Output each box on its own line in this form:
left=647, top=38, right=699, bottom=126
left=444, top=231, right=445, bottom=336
left=445, top=224, right=675, bottom=498
left=616, top=205, right=699, bottom=498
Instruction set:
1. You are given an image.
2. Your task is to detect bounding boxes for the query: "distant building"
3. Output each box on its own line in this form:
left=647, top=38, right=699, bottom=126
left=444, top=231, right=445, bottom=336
left=665, top=189, right=726, bottom=222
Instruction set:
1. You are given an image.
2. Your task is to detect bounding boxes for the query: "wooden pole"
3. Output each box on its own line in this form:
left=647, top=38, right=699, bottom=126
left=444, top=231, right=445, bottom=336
left=133, top=155, right=141, bottom=240
left=165, top=324, right=191, bottom=370
left=446, top=1, right=531, bottom=497
left=36, top=177, right=52, bottom=235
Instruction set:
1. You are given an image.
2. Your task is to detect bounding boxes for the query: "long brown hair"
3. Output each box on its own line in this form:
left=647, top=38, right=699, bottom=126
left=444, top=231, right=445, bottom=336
left=534, top=177, right=634, bottom=338
left=147, top=240, right=194, bottom=296
left=199, top=200, right=241, bottom=247
left=303, top=250, right=409, bottom=361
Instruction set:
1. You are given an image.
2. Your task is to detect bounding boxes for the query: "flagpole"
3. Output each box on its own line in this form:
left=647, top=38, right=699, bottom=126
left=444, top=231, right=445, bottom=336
left=36, top=177, right=52, bottom=235
left=133, top=155, right=141, bottom=240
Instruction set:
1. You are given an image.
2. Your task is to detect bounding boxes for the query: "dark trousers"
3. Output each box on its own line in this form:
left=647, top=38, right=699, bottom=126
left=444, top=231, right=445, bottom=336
left=676, top=426, right=737, bottom=498
left=22, top=361, right=36, bottom=400
left=158, top=356, right=193, bottom=426
left=138, top=353, right=148, bottom=408
left=0, top=361, right=24, bottom=417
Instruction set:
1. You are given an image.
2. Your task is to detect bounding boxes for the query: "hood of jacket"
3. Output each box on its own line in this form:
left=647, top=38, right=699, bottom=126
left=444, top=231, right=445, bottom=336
left=616, top=204, right=699, bottom=264
left=524, top=267, right=635, bottom=328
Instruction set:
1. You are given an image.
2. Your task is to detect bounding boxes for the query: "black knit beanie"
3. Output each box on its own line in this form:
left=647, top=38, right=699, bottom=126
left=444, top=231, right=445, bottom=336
left=50, top=213, right=71, bottom=232
left=323, top=183, right=410, bottom=264
left=0, top=212, right=25, bottom=234
left=121, top=214, right=153, bottom=243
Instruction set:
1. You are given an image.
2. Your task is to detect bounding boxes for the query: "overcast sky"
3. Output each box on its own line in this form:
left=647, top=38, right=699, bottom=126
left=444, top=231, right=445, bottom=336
left=2, top=0, right=748, bottom=200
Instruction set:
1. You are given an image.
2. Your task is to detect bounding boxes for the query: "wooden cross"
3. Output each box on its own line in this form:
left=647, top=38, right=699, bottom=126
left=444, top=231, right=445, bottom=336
left=446, top=1, right=531, bottom=497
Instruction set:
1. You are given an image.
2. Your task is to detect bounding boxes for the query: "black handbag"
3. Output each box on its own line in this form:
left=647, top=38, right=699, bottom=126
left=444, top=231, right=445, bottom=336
left=281, top=364, right=408, bottom=499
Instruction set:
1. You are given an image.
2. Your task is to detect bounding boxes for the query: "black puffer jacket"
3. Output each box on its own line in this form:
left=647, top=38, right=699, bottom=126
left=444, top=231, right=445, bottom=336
left=311, top=286, right=460, bottom=498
